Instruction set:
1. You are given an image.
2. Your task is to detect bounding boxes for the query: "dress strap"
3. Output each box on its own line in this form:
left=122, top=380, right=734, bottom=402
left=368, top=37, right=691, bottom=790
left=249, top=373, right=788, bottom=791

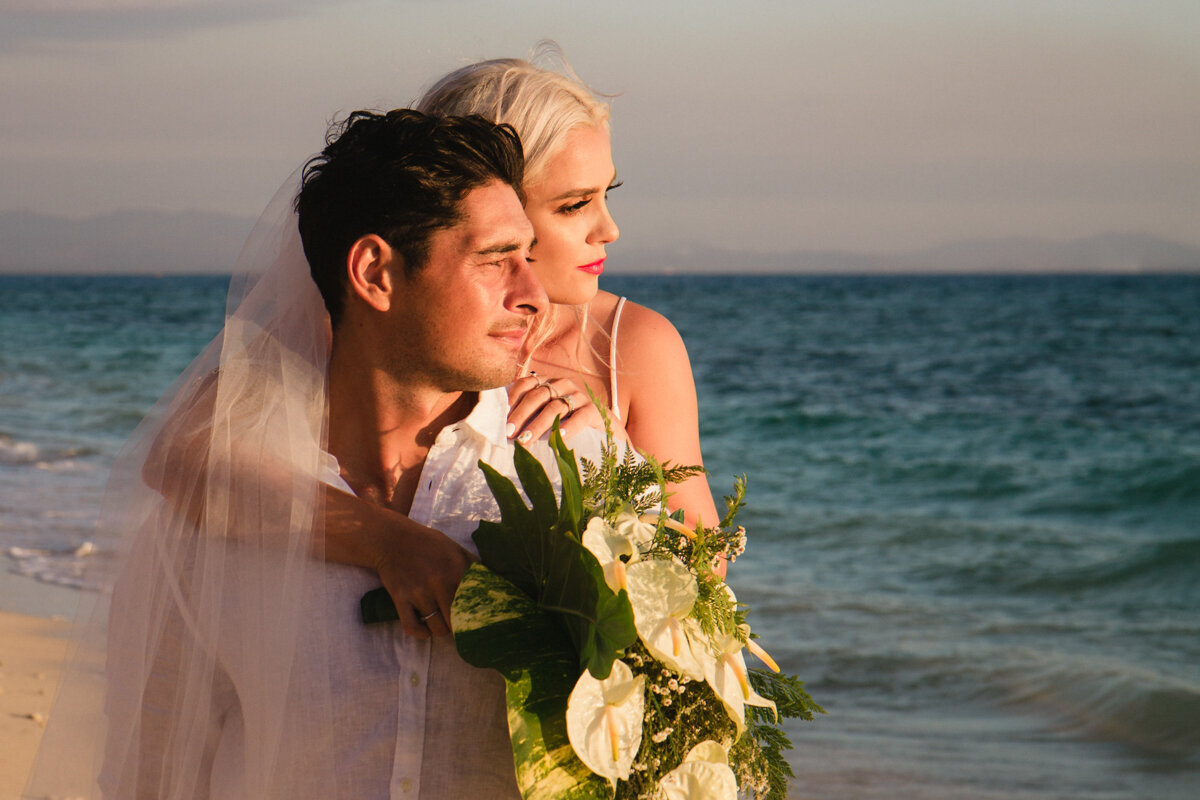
left=609, top=296, right=627, bottom=421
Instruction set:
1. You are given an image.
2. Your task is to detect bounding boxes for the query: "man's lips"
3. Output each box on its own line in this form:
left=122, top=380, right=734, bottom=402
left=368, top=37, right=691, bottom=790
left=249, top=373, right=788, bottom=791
left=577, top=258, right=605, bottom=276
left=491, top=328, right=528, bottom=348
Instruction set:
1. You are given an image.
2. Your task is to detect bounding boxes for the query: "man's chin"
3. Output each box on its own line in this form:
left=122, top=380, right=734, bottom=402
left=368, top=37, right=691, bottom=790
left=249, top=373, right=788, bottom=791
left=450, top=361, right=523, bottom=393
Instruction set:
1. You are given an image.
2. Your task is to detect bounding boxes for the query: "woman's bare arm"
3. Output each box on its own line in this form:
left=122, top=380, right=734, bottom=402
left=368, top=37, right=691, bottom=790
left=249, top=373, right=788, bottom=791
left=611, top=302, right=722, bottom=532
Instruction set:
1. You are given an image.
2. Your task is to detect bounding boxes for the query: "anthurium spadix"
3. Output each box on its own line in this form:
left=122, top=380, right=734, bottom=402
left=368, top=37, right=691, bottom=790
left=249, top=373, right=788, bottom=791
left=658, top=741, right=738, bottom=800
left=582, top=516, right=636, bottom=592
left=566, top=658, right=645, bottom=786
left=625, top=559, right=708, bottom=680
left=705, top=630, right=778, bottom=735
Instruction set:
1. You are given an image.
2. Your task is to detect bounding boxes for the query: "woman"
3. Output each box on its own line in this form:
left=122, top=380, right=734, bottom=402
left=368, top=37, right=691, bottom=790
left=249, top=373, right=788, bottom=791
left=325, top=48, right=723, bottom=636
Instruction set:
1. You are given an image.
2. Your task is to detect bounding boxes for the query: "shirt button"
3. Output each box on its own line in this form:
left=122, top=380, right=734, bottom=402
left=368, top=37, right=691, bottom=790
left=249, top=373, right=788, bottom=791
left=400, top=778, right=413, bottom=792
left=409, top=672, right=420, bottom=687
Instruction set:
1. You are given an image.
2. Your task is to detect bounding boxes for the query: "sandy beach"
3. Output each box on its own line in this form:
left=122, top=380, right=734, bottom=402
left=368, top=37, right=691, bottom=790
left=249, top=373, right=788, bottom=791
left=0, top=610, right=69, bottom=800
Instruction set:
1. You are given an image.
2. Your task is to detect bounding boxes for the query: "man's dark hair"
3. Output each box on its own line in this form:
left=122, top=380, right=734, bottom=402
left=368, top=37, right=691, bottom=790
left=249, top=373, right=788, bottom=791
left=295, top=109, right=525, bottom=327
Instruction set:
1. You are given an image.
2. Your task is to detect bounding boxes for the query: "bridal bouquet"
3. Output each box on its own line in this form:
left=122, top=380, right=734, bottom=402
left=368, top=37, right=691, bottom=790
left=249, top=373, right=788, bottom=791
left=449, top=420, right=821, bottom=800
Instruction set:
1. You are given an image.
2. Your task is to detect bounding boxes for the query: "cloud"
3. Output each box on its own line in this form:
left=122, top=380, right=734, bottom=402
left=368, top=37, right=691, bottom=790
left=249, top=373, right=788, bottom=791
left=3, top=0, right=304, bottom=12
left=0, top=0, right=349, bottom=51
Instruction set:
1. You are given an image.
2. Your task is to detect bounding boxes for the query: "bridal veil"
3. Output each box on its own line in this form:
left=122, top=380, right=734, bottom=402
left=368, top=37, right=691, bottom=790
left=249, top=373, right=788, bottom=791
left=26, top=172, right=343, bottom=798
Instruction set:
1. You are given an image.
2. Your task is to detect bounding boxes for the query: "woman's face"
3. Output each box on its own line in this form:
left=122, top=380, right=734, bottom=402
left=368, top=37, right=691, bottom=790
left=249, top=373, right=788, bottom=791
left=522, top=124, right=620, bottom=306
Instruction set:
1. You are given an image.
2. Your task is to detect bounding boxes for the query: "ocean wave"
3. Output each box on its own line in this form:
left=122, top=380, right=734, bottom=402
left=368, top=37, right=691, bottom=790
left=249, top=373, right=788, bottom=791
left=1017, top=537, right=1200, bottom=598
left=0, top=433, right=40, bottom=464
left=990, top=653, right=1200, bottom=757
left=6, top=541, right=105, bottom=591
left=0, top=432, right=99, bottom=467
left=1113, top=460, right=1200, bottom=506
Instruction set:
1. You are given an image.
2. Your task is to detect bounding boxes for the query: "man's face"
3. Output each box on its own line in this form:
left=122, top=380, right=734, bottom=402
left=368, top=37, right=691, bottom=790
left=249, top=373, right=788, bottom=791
left=384, top=180, right=543, bottom=392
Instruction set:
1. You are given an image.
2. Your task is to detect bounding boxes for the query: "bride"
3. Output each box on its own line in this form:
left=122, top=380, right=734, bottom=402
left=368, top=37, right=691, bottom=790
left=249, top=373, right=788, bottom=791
left=321, top=44, right=723, bottom=636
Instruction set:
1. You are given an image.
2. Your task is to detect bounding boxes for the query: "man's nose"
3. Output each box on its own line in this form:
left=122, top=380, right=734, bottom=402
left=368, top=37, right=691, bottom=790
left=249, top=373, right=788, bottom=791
left=509, top=254, right=547, bottom=316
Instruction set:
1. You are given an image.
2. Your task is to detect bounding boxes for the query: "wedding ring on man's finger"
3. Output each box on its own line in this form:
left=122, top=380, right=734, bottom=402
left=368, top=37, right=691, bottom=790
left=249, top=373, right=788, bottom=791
left=419, top=610, right=439, bottom=622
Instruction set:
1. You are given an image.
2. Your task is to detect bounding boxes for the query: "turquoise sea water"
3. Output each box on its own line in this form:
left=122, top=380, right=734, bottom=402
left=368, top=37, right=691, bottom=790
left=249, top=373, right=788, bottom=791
left=2, top=273, right=1198, bottom=798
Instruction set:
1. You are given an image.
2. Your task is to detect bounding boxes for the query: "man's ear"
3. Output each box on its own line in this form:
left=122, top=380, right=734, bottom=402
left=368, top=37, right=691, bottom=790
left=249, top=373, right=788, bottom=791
left=345, top=234, right=402, bottom=312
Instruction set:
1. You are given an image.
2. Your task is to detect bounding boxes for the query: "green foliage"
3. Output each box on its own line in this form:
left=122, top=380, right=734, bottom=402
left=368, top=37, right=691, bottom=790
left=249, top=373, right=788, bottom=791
left=473, top=438, right=635, bottom=679
left=725, top=669, right=826, bottom=799
left=452, top=564, right=610, bottom=800
left=577, top=401, right=704, bottom=522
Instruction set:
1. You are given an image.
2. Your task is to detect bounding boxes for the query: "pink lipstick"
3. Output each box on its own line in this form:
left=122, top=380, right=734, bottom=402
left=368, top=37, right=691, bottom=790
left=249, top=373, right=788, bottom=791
left=577, top=258, right=605, bottom=276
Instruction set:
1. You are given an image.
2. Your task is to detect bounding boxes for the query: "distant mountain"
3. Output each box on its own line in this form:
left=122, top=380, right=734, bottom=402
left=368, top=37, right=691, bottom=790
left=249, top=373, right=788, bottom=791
left=0, top=209, right=254, bottom=274
left=898, top=233, right=1200, bottom=274
left=2, top=209, right=1198, bottom=275
left=619, top=233, right=1200, bottom=275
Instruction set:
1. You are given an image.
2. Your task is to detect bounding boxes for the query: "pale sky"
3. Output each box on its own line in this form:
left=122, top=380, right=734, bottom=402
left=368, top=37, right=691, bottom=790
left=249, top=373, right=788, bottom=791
left=2, top=0, right=1198, bottom=255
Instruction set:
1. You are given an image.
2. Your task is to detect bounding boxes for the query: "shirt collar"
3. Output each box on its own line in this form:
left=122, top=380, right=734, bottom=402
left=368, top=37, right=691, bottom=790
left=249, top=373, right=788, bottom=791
left=455, top=387, right=510, bottom=448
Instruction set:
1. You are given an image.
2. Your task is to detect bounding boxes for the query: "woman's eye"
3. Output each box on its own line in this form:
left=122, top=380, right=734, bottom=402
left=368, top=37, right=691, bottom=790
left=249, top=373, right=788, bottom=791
left=559, top=197, right=591, bottom=214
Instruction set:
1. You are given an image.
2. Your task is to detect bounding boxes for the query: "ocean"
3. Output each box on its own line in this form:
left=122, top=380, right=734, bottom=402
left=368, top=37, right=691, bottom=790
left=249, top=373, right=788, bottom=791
left=2, top=273, right=1198, bottom=798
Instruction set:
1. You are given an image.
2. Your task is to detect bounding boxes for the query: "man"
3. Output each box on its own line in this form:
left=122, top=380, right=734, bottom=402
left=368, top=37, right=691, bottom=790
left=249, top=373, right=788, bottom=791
left=288, top=108, right=545, bottom=797
left=78, top=110, right=561, bottom=799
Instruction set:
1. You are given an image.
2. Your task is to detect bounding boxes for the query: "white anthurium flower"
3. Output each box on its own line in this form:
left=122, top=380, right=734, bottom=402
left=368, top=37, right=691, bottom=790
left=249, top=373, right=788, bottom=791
left=658, top=740, right=738, bottom=800
left=721, top=587, right=781, bottom=673
left=625, top=559, right=709, bottom=681
left=582, top=516, right=637, bottom=592
left=613, top=504, right=657, bottom=550
left=704, top=629, right=778, bottom=736
left=566, top=658, right=645, bottom=786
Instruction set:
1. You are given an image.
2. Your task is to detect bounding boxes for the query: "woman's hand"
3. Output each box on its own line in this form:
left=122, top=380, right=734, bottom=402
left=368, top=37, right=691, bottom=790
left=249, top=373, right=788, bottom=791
left=506, top=372, right=626, bottom=445
left=322, top=486, right=475, bottom=640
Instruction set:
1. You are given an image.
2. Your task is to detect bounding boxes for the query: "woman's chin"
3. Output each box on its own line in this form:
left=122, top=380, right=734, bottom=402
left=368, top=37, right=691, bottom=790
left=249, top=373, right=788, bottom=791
left=549, top=288, right=599, bottom=307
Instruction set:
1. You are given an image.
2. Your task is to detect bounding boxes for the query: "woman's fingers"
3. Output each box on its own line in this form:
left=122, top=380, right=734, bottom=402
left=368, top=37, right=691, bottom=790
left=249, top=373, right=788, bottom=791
left=396, top=603, right=432, bottom=640
left=419, top=604, right=451, bottom=638
left=507, top=376, right=587, bottom=443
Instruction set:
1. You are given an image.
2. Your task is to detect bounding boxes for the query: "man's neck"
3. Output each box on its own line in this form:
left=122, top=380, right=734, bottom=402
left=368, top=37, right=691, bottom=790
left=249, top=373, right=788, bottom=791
left=326, top=350, right=477, bottom=514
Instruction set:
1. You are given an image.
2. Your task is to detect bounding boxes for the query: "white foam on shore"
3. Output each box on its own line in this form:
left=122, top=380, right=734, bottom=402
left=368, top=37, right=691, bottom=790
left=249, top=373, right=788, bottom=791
left=0, top=435, right=40, bottom=465
left=5, top=542, right=103, bottom=593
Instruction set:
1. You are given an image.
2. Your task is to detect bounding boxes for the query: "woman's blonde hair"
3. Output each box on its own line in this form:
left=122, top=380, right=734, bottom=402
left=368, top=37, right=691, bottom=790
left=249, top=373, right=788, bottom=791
left=415, top=41, right=610, bottom=186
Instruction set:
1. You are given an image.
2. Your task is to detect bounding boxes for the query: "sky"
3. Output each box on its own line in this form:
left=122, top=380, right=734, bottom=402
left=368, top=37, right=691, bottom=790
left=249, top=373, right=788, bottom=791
left=2, top=0, right=1199, bottom=259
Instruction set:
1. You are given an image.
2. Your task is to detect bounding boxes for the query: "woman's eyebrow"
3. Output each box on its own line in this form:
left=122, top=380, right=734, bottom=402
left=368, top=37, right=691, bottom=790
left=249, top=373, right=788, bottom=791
left=548, top=186, right=601, bottom=202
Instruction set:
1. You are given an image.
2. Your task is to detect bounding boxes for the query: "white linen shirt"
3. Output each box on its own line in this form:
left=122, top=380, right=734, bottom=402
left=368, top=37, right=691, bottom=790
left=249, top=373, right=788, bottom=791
left=203, top=387, right=605, bottom=800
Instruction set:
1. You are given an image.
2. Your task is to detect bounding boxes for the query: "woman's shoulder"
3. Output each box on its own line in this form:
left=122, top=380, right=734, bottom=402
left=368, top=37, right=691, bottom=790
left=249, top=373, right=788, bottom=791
left=595, top=290, right=690, bottom=365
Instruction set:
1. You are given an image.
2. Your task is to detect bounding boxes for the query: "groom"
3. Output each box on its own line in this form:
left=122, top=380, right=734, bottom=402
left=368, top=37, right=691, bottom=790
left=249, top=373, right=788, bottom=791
left=288, top=109, right=545, bottom=796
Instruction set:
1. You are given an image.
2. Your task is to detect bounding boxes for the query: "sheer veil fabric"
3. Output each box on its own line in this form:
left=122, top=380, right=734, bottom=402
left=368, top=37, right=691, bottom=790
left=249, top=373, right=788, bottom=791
left=27, top=172, right=344, bottom=799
